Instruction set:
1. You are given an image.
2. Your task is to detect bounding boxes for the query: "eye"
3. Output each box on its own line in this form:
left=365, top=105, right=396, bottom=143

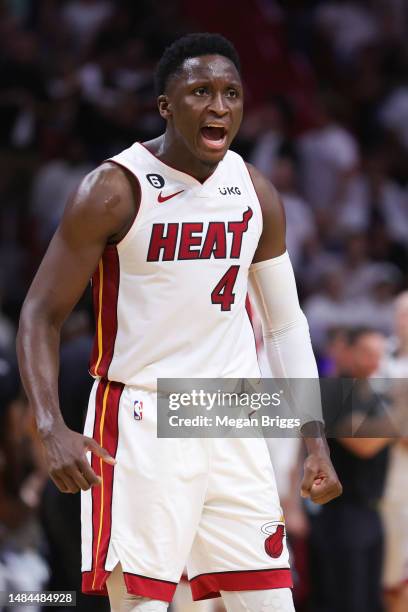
left=194, top=86, right=209, bottom=96
left=226, top=88, right=239, bottom=98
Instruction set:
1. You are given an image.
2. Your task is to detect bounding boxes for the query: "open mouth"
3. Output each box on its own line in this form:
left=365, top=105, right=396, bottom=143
left=200, top=125, right=227, bottom=150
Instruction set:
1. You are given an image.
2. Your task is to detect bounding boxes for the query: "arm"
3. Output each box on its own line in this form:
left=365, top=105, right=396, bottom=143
left=17, top=163, right=138, bottom=494
left=246, top=163, right=342, bottom=504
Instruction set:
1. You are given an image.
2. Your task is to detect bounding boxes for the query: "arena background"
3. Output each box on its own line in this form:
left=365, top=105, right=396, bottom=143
left=1, top=1, right=408, bottom=611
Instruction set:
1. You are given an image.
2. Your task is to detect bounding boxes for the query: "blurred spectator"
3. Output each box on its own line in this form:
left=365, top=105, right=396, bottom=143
left=271, top=150, right=315, bottom=272
left=61, top=0, right=113, bottom=55
left=336, top=150, right=408, bottom=245
left=339, top=232, right=393, bottom=300
left=0, top=29, right=46, bottom=150
left=0, top=351, right=49, bottom=610
left=319, top=326, right=350, bottom=377
left=315, top=1, right=380, bottom=63
left=246, top=97, right=294, bottom=179
left=358, top=266, right=402, bottom=337
left=373, top=0, right=408, bottom=44
left=298, top=239, right=342, bottom=296
left=303, top=258, right=398, bottom=353
left=379, top=292, right=408, bottom=612
left=297, top=94, right=359, bottom=224
left=303, top=266, right=351, bottom=353
left=379, top=83, right=408, bottom=152
left=0, top=282, right=15, bottom=355
left=30, top=135, right=92, bottom=247
left=115, top=39, right=155, bottom=96
left=311, top=327, right=391, bottom=612
left=77, top=47, right=123, bottom=109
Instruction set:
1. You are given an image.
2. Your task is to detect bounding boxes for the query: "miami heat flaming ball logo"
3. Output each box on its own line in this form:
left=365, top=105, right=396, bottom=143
left=133, top=400, right=143, bottom=421
left=261, top=522, right=285, bottom=558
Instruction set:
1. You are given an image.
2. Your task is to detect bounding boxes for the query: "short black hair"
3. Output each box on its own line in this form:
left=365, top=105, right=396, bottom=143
left=155, top=32, right=241, bottom=95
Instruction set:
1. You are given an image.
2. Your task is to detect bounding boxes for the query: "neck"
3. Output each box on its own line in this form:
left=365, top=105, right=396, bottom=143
left=145, top=133, right=219, bottom=182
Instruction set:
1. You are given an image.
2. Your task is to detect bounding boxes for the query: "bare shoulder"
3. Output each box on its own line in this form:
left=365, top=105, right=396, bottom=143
left=62, top=162, right=138, bottom=243
left=245, top=162, right=286, bottom=262
left=246, top=163, right=280, bottom=209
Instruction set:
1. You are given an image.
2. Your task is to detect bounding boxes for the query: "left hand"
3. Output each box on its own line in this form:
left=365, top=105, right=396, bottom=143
left=300, top=451, right=342, bottom=504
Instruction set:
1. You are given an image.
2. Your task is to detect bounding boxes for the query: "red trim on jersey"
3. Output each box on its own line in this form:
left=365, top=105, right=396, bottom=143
left=123, top=573, right=178, bottom=602
left=84, top=379, right=124, bottom=595
left=246, top=294, right=253, bottom=320
left=190, top=568, right=293, bottom=601
left=89, top=262, right=101, bottom=372
left=89, top=246, right=120, bottom=378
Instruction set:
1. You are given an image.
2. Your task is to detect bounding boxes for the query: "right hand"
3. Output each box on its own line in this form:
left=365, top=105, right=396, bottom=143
left=40, top=422, right=115, bottom=494
left=301, top=450, right=343, bottom=505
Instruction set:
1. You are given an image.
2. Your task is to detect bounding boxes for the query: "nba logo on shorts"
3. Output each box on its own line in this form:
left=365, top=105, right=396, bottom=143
left=133, top=400, right=143, bottom=421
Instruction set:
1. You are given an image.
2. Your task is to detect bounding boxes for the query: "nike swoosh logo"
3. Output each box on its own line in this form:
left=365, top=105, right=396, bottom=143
left=157, top=189, right=184, bottom=203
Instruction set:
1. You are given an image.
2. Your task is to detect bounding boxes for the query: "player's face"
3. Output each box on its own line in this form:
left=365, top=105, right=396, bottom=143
left=162, top=55, right=243, bottom=165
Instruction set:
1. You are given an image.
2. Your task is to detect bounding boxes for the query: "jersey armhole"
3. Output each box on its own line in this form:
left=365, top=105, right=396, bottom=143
left=106, top=159, right=143, bottom=251
left=242, top=161, right=264, bottom=238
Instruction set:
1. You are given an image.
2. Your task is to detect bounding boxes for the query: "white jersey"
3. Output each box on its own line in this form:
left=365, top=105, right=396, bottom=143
left=89, top=142, right=262, bottom=388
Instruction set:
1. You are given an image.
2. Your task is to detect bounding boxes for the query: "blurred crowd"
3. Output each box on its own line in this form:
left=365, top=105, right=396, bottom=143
left=1, top=1, right=408, bottom=611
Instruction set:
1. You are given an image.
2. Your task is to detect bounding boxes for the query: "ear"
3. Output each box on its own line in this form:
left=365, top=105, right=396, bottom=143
left=158, top=95, right=172, bottom=120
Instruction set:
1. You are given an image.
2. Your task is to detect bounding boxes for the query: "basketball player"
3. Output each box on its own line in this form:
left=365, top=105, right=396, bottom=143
left=17, top=34, right=342, bottom=612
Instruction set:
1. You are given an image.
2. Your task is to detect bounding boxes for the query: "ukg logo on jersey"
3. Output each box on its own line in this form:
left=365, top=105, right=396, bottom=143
left=218, top=186, right=241, bottom=195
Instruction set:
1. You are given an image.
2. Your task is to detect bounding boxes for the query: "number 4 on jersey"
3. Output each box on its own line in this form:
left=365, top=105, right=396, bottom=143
left=211, top=265, right=240, bottom=311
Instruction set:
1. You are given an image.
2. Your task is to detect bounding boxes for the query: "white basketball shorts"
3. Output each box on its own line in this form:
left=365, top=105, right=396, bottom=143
left=81, top=379, right=292, bottom=603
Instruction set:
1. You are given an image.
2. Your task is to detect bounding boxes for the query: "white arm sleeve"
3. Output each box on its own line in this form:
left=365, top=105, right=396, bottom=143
left=248, top=251, right=323, bottom=425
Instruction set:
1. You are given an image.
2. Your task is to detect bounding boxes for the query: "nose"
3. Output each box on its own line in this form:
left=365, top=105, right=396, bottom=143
left=208, top=92, right=228, bottom=116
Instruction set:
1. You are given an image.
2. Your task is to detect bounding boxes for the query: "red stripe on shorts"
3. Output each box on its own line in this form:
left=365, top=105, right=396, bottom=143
left=83, top=379, right=124, bottom=595
left=123, top=572, right=178, bottom=603
left=89, top=245, right=120, bottom=378
left=190, top=567, right=293, bottom=601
